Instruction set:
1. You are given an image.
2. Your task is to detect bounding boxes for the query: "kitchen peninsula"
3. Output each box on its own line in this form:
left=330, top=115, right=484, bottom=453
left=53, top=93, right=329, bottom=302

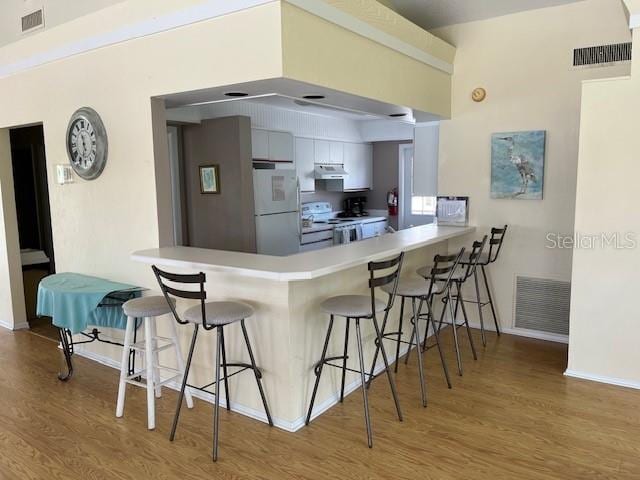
left=133, top=224, right=474, bottom=431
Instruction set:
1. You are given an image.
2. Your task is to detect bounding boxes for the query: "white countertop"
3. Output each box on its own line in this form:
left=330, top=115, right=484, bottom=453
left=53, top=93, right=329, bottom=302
left=132, top=224, right=475, bottom=281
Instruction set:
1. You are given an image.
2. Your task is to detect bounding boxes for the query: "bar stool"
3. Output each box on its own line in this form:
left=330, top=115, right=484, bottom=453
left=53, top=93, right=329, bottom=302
left=116, top=295, right=194, bottom=430
left=368, top=249, right=465, bottom=406
left=416, top=238, right=487, bottom=375
left=305, top=252, right=404, bottom=448
left=459, top=225, right=508, bottom=343
left=152, top=266, right=273, bottom=462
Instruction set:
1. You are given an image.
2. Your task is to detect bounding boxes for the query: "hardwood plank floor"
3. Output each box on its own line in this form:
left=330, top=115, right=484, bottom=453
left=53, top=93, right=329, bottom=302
left=0, top=327, right=638, bottom=479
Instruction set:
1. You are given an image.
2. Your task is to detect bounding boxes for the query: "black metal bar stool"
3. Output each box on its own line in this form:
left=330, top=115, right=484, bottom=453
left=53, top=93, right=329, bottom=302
left=416, top=239, right=486, bottom=376
left=305, top=252, right=404, bottom=448
left=152, top=266, right=273, bottom=462
left=459, top=226, right=508, bottom=344
left=365, top=249, right=466, bottom=407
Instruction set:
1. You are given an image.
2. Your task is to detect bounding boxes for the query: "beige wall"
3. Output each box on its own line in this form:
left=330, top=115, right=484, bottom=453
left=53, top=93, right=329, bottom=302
left=182, top=116, right=257, bottom=253
left=567, top=2, right=640, bottom=386
left=433, top=0, right=631, bottom=336
left=0, top=0, right=126, bottom=48
left=0, top=1, right=284, bottom=329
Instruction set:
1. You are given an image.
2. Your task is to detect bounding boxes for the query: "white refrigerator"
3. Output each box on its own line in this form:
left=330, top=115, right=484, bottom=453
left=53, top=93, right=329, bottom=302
left=253, top=169, right=300, bottom=256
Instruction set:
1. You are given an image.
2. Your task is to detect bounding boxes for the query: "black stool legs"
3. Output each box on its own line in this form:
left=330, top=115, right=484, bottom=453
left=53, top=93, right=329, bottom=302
left=306, top=315, right=402, bottom=448
left=481, top=265, right=501, bottom=336
left=170, top=321, right=273, bottom=462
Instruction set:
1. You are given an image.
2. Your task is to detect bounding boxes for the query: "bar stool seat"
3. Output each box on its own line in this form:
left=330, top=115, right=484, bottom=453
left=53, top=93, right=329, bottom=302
left=381, top=278, right=430, bottom=298
left=416, top=265, right=464, bottom=282
left=320, top=295, right=386, bottom=318
left=123, top=296, right=175, bottom=318
left=183, top=301, right=254, bottom=325
left=459, top=252, right=490, bottom=265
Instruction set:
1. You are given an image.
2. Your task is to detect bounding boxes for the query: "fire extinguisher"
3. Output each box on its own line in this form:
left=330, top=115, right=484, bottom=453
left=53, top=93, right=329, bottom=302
left=387, top=188, right=398, bottom=216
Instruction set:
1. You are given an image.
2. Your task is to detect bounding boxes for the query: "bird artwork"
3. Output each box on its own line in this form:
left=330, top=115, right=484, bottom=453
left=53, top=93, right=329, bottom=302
left=490, top=131, right=545, bottom=199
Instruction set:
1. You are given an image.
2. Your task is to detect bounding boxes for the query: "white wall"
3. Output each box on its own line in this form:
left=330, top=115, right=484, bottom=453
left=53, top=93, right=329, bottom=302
left=168, top=101, right=366, bottom=143
left=566, top=6, right=640, bottom=387
left=433, top=0, right=631, bottom=337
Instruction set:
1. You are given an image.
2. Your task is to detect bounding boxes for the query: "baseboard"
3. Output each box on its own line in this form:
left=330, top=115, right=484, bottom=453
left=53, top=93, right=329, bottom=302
left=563, top=369, right=640, bottom=390
left=0, top=319, right=31, bottom=331
left=466, top=321, right=568, bottom=344
left=73, top=341, right=412, bottom=432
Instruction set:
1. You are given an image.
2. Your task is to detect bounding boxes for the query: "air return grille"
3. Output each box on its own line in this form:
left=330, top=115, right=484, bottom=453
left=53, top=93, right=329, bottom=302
left=21, top=9, right=44, bottom=33
left=573, top=42, right=632, bottom=67
left=514, top=276, right=570, bottom=335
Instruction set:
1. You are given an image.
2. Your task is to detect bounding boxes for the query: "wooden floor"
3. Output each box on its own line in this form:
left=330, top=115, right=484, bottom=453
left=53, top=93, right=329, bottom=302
left=1, top=327, right=639, bottom=480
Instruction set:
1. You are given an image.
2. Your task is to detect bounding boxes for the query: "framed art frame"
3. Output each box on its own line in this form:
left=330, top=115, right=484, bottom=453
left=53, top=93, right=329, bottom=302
left=199, top=165, right=220, bottom=194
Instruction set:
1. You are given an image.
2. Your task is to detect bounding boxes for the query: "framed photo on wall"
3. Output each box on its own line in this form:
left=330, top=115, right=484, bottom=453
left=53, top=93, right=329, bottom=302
left=199, top=165, right=220, bottom=194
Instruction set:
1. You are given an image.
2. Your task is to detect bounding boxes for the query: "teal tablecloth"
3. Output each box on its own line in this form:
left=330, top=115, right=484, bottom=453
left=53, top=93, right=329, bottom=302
left=36, top=273, right=143, bottom=334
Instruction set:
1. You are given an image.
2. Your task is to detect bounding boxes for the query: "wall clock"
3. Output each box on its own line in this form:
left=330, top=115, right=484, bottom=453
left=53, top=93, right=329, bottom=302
left=66, top=107, right=108, bottom=180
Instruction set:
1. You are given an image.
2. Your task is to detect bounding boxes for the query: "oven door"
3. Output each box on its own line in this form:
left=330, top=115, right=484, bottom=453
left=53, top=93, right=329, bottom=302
left=334, top=225, right=362, bottom=245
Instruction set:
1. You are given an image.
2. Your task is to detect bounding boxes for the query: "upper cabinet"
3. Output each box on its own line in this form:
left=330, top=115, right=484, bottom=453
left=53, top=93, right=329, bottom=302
left=343, top=142, right=373, bottom=191
left=329, top=141, right=344, bottom=164
left=295, top=137, right=315, bottom=192
left=314, top=139, right=330, bottom=164
left=251, top=129, right=269, bottom=160
left=251, top=129, right=294, bottom=164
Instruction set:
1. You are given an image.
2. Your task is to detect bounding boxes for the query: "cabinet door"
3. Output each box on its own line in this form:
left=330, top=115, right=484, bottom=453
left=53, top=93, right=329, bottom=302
left=251, top=129, right=269, bottom=160
left=362, top=143, right=373, bottom=190
left=314, top=139, right=330, bottom=164
left=329, top=141, right=344, bottom=164
left=295, top=137, right=315, bottom=192
left=343, top=143, right=372, bottom=191
left=268, top=131, right=294, bottom=163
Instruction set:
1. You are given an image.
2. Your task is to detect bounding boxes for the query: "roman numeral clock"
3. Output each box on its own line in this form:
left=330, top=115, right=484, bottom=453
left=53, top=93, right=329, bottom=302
left=66, top=107, right=108, bottom=180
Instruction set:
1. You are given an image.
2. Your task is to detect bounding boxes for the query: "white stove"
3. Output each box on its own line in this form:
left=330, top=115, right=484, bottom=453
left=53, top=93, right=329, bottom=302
left=301, top=202, right=387, bottom=246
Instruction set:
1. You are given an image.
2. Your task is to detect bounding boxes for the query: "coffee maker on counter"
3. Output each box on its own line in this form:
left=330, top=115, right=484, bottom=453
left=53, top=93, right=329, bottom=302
left=338, top=196, right=369, bottom=218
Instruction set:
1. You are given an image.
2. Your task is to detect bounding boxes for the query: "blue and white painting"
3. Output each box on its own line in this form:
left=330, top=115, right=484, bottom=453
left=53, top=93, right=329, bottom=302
left=491, top=131, right=545, bottom=199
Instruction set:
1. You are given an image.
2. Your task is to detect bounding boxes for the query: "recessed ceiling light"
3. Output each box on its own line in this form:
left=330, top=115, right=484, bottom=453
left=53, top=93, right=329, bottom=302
left=224, top=92, right=248, bottom=97
left=303, top=94, right=325, bottom=100
left=389, top=113, right=407, bottom=117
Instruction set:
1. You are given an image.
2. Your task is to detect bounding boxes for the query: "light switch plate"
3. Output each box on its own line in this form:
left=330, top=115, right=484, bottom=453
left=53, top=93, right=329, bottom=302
left=56, top=164, right=74, bottom=185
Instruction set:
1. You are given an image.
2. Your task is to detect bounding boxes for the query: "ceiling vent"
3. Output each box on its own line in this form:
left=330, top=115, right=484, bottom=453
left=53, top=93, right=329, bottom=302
left=572, top=42, right=632, bottom=68
left=21, top=9, right=44, bottom=33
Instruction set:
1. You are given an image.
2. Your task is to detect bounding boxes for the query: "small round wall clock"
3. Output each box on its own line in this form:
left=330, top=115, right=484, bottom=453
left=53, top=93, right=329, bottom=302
left=472, top=87, right=487, bottom=102
left=66, top=107, right=108, bottom=180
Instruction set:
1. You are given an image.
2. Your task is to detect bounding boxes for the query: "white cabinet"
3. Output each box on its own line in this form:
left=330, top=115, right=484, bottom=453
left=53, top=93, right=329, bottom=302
left=251, top=129, right=269, bottom=160
left=343, top=142, right=373, bottom=191
left=314, top=139, right=330, bottom=164
left=268, top=131, right=294, bottom=163
left=295, top=137, right=315, bottom=192
left=251, top=129, right=294, bottom=164
left=329, top=141, right=344, bottom=164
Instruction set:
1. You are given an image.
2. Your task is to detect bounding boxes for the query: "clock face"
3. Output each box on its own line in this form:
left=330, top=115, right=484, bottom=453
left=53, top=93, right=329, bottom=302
left=66, top=107, right=108, bottom=180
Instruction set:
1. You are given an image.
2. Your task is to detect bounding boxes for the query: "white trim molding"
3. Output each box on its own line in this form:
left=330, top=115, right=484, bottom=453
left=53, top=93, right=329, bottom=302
left=0, top=0, right=454, bottom=80
left=564, top=369, right=640, bottom=390
left=0, top=319, right=30, bottom=331
left=466, top=322, right=569, bottom=344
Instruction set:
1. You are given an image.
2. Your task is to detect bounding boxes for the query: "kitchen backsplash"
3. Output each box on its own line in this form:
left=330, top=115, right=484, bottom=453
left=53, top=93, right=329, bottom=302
left=300, top=190, right=369, bottom=212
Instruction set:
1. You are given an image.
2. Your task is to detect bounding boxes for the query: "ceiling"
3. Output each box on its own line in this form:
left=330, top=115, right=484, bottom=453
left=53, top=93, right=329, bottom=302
left=383, top=0, right=585, bottom=30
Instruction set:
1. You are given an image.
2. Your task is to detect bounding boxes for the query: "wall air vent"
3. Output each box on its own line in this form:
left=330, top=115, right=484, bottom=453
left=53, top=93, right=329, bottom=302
left=514, top=276, right=570, bottom=336
left=21, top=9, right=44, bottom=33
left=573, top=42, right=632, bottom=67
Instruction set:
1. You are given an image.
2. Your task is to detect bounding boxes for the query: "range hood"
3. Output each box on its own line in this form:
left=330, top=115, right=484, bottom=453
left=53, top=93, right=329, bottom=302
left=315, top=164, right=349, bottom=180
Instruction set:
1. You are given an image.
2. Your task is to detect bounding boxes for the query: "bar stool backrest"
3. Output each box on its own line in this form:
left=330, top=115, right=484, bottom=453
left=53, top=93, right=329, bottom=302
left=368, top=252, right=404, bottom=315
left=487, top=225, right=508, bottom=263
left=461, top=235, right=489, bottom=281
left=152, top=265, right=211, bottom=329
left=429, top=247, right=465, bottom=296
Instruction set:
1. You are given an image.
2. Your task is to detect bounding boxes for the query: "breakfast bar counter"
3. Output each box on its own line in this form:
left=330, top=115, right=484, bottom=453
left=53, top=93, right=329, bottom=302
left=131, top=224, right=475, bottom=431
left=133, top=225, right=475, bottom=281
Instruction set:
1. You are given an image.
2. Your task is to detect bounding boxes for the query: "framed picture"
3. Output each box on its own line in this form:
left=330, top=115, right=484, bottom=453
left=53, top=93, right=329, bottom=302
left=491, top=130, right=545, bottom=200
left=199, top=165, right=220, bottom=194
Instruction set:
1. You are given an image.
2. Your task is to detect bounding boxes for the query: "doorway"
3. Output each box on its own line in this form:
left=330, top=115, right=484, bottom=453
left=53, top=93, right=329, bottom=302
left=9, top=125, right=57, bottom=340
left=398, top=144, right=435, bottom=229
